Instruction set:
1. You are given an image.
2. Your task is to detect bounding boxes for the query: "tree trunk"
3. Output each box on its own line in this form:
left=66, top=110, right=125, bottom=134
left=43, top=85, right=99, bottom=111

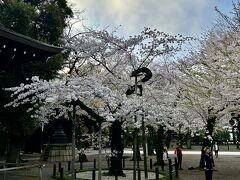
left=147, top=126, right=155, bottom=155
left=186, top=128, right=192, bottom=149
left=155, top=125, right=164, bottom=165
left=108, top=121, right=125, bottom=176
left=165, top=130, right=172, bottom=149
left=6, top=140, right=20, bottom=165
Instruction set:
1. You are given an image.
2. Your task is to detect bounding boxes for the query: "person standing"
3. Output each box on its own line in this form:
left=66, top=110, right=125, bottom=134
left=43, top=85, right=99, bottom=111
left=213, top=142, right=219, bottom=158
left=174, top=143, right=183, bottom=170
left=163, top=144, right=168, bottom=161
left=204, top=147, right=215, bottom=180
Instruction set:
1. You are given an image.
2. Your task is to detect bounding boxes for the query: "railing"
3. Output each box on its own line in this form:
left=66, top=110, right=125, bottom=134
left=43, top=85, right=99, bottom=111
left=0, top=163, right=45, bottom=180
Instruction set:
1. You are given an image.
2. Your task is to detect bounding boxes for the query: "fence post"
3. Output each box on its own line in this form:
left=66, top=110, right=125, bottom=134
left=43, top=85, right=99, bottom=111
left=60, top=167, right=64, bottom=179
left=39, top=165, right=43, bottom=180
left=155, top=167, right=159, bottom=180
left=150, top=159, right=152, bottom=169
left=161, top=159, right=164, bottom=171
left=107, top=157, right=110, bottom=168
left=175, top=157, right=179, bottom=177
left=68, top=161, right=71, bottom=171
left=92, top=159, right=96, bottom=180
left=168, top=159, right=173, bottom=180
left=94, top=159, right=96, bottom=169
left=53, top=164, right=56, bottom=177
left=122, top=157, right=125, bottom=168
left=92, top=169, right=96, bottom=180
left=58, top=162, right=61, bottom=172
left=138, top=169, right=141, bottom=180
left=3, top=164, right=6, bottom=180
left=80, top=160, right=83, bottom=170
left=115, top=169, right=118, bottom=180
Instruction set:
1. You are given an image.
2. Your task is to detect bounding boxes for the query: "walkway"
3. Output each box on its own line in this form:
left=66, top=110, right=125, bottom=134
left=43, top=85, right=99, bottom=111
left=1, top=145, right=240, bottom=180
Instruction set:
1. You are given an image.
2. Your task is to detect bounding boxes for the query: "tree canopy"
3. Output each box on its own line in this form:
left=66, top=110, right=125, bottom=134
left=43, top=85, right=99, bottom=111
left=0, top=0, right=73, bottom=160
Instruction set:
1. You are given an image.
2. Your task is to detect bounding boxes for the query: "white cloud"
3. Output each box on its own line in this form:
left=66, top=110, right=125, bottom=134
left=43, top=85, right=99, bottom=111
left=68, top=0, right=226, bottom=37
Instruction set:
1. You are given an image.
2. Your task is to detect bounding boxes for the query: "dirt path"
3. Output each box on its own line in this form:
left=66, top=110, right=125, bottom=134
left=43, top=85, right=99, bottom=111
left=177, top=154, right=240, bottom=180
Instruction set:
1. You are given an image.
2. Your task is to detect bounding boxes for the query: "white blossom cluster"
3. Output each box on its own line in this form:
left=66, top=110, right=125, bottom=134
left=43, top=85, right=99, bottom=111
left=4, top=11, right=218, bottom=137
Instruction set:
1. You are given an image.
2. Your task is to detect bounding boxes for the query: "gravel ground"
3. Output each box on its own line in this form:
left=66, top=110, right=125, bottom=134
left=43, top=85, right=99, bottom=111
left=178, top=154, right=240, bottom=180
left=1, top=145, right=240, bottom=180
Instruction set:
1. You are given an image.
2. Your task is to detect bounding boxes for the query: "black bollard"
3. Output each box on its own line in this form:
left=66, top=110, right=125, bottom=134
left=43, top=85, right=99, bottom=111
left=150, top=159, right=153, bottom=169
left=155, top=167, right=159, bottom=180
left=68, top=161, right=71, bottom=171
left=138, top=169, right=141, bottom=180
left=168, top=159, right=173, bottom=180
left=174, top=157, right=179, bottom=177
left=161, top=159, right=164, bottom=171
left=60, top=167, right=64, bottom=179
left=92, top=158, right=96, bottom=180
left=115, top=170, right=118, bottom=180
left=94, top=159, right=96, bottom=169
left=92, top=169, right=96, bottom=180
left=107, top=157, right=110, bottom=168
left=80, top=160, right=83, bottom=170
left=53, top=164, right=56, bottom=177
left=74, top=169, right=77, bottom=179
left=58, top=162, right=61, bottom=172
left=122, top=158, right=125, bottom=168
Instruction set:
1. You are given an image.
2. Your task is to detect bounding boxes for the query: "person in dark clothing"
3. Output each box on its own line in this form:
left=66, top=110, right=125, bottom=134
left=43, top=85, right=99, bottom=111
left=174, top=143, right=183, bottom=170
left=204, top=146, right=215, bottom=180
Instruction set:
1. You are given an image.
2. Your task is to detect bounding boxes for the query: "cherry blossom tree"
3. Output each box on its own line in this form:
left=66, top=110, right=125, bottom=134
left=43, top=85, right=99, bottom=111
left=173, top=1, right=240, bottom=168
left=5, top=27, right=188, bottom=180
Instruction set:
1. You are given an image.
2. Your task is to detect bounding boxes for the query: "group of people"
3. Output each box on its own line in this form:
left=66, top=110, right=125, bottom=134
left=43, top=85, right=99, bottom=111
left=163, top=142, right=219, bottom=180
left=163, top=142, right=183, bottom=170
left=172, top=142, right=219, bottom=180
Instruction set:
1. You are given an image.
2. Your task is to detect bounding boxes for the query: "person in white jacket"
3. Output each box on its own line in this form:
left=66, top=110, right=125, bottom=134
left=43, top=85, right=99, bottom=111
left=213, top=142, right=219, bottom=158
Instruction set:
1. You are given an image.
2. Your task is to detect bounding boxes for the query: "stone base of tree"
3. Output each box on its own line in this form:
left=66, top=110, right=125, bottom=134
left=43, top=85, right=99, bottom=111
left=103, top=171, right=126, bottom=177
left=106, top=156, right=125, bottom=176
left=78, top=153, right=88, bottom=162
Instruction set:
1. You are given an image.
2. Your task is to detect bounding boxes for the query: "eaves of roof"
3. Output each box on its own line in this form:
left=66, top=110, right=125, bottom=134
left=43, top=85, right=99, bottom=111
left=0, top=25, right=63, bottom=55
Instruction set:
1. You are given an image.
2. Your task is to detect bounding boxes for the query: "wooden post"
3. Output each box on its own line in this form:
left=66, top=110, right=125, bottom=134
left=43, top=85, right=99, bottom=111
left=168, top=159, right=173, bottom=180
left=107, top=157, right=110, bottom=168
left=142, top=117, right=148, bottom=179
left=80, top=160, right=83, bottom=170
left=155, top=167, right=159, bottom=180
left=133, top=75, right=138, bottom=180
left=138, top=169, right=141, bottom=180
left=98, top=123, right=102, bottom=180
left=68, top=161, right=71, bottom=171
left=92, top=169, right=96, bottom=180
left=3, top=164, right=6, bottom=180
left=122, top=157, right=125, bottom=168
left=115, top=170, right=118, bottom=180
left=71, top=104, right=76, bottom=180
left=58, top=162, right=61, bottom=172
left=161, top=159, right=164, bottom=171
left=53, top=164, right=56, bottom=177
left=150, top=159, right=153, bottom=169
left=39, top=165, right=43, bottom=180
left=175, top=157, right=179, bottom=177
left=60, top=167, right=64, bottom=179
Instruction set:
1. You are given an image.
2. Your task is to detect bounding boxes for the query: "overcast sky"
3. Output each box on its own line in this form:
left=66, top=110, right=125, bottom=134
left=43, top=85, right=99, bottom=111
left=68, top=0, right=234, bottom=37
